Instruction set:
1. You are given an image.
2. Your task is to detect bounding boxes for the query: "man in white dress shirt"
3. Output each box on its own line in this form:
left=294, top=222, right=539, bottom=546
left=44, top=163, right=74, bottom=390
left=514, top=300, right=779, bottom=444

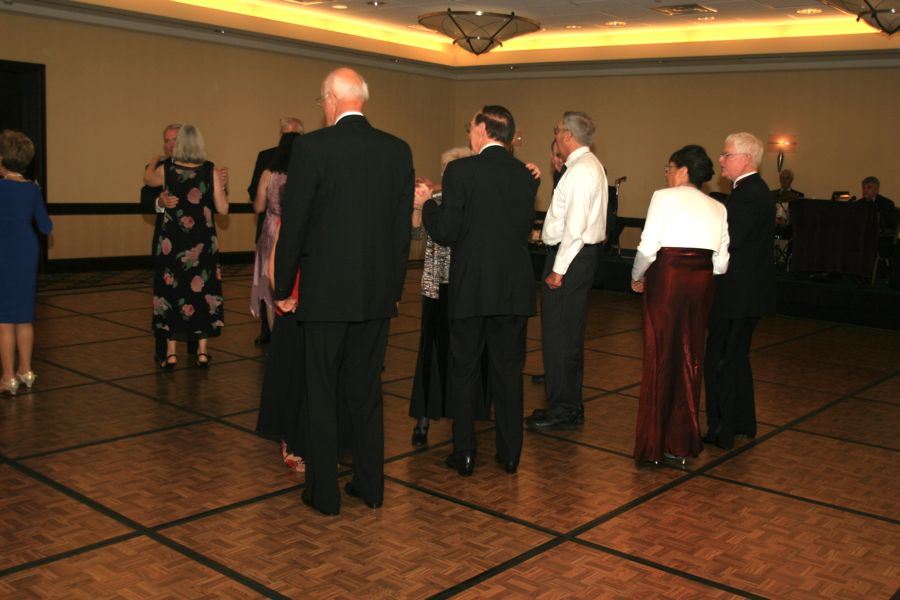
left=526, top=111, right=608, bottom=431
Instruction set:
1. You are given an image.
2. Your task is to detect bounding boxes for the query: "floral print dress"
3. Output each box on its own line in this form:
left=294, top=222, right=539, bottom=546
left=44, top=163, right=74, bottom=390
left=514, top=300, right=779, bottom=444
left=152, top=160, right=224, bottom=341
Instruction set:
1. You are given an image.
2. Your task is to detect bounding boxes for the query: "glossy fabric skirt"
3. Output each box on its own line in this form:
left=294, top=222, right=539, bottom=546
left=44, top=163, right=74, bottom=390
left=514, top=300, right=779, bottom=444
left=634, top=248, right=714, bottom=462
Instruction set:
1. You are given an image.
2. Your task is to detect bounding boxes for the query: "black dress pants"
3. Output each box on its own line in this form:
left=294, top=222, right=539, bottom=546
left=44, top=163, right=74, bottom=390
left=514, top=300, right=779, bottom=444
left=540, top=244, right=600, bottom=411
left=449, top=315, right=527, bottom=464
left=301, top=319, right=388, bottom=514
left=704, top=316, right=759, bottom=447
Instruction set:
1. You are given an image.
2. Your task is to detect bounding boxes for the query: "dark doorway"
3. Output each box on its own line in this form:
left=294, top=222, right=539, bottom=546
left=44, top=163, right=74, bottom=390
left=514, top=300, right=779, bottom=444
left=1, top=60, right=48, bottom=261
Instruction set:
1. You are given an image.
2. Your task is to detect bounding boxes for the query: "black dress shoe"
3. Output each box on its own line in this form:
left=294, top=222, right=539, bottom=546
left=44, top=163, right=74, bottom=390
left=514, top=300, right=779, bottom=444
left=254, top=333, right=270, bottom=346
left=301, top=492, right=339, bottom=516
left=494, top=454, right=518, bottom=474
left=445, top=451, right=475, bottom=476
left=525, top=407, right=582, bottom=431
left=411, top=425, right=428, bottom=449
left=531, top=373, right=545, bottom=383
left=344, top=482, right=382, bottom=509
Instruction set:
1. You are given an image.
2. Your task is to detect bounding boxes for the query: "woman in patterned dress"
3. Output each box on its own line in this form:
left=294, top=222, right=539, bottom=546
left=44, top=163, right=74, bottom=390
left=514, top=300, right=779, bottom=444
left=144, top=124, right=228, bottom=369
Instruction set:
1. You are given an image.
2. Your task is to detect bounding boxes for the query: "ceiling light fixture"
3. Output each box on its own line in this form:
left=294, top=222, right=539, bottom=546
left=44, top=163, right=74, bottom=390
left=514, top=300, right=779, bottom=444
left=818, top=0, right=899, bottom=34
left=796, top=7, right=823, bottom=14
left=605, top=20, right=627, bottom=27
left=418, top=9, right=541, bottom=55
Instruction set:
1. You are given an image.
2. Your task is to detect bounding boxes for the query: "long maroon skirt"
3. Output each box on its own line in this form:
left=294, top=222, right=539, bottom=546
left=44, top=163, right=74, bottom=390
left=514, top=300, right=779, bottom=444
left=633, top=247, right=715, bottom=462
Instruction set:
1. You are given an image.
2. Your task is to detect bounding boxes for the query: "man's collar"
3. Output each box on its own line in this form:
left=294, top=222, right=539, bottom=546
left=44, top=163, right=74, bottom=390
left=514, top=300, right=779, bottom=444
left=733, top=171, right=757, bottom=186
left=335, top=111, right=364, bottom=124
left=564, top=146, right=589, bottom=167
left=479, top=141, right=505, bottom=154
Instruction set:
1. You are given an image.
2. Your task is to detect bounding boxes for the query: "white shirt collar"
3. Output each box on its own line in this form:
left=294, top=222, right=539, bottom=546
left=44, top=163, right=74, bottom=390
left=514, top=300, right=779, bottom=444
left=733, top=171, right=757, bottom=186
left=335, top=111, right=364, bottom=124
left=564, top=146, right=590, bottom=167
left=480, top=141, right=505, bottom=154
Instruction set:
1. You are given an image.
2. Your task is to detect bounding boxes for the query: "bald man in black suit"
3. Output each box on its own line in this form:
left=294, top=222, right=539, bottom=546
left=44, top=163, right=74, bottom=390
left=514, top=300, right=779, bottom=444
left=274, top=68, right=413, bottom=516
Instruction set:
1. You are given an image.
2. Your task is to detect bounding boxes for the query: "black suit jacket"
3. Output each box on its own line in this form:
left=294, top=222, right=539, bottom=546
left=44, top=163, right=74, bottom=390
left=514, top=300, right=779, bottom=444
left=423, top=145, right=539, bottom=321
left=710, top=172, right=776, bottom=320
left=140, top=157, right=171, bottom=255
left=273, top=115, right=413, bottom=322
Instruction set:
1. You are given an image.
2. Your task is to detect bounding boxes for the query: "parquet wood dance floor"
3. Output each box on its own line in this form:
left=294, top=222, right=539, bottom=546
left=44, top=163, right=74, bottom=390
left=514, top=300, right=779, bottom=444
left=1, top=264, right=898, bottom=598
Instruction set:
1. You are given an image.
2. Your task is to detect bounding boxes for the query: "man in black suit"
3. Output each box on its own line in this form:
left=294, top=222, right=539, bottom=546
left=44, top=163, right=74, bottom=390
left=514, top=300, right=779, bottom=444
left=422, top=105, right=539, bottom=476
left=857, top=176, right=897, bottom=266
left=274, top=68, right=412, bottom=515
left=140, top=123, right=196, bottom=361
left=703, top=132, right=776, bottom=450
left=247, top=117, right=303, bottom=345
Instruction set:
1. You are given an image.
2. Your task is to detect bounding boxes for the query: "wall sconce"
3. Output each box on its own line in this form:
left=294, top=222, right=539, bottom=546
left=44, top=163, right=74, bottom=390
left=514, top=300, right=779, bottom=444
left=768, top=134, right=797, bottom=172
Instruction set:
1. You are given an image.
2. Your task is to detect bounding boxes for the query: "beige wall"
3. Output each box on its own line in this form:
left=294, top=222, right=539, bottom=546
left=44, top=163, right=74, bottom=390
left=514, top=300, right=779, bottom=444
left=2, top=12, right=897, bottom=259
left=456, top=69, right=899, bottom=217
left=0, top=13, right=454, bottom=259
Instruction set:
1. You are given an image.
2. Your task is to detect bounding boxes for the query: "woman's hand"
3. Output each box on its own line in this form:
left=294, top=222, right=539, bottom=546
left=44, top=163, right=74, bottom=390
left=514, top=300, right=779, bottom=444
left=413, top=182, right=432, bottom=209
left=524, top=162, right=542, bottom=180
left=631, top=280, right=645, bottom=293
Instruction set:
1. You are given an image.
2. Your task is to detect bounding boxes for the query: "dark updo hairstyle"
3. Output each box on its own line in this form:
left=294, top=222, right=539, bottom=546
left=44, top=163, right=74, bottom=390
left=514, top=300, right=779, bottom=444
left=0, top=129, right=35, bottom=173
left=669, top=144, right=714, bottom=188
left=269, top=131, right=301, bottom=174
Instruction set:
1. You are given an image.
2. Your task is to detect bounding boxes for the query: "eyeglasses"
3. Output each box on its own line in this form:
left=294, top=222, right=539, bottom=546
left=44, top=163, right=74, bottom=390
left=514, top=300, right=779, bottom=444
left=553, top=126, right=569, bottom=135
left=719, top=152, right=748, bottom=159
left=315, top=92, right=332, bottom=107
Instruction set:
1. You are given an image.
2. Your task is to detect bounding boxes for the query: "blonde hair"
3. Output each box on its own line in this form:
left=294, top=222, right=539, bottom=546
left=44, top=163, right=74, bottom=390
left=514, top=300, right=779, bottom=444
left=440, top=146, right=472, bottom=171
left=173, top=124, right=208, bottom=163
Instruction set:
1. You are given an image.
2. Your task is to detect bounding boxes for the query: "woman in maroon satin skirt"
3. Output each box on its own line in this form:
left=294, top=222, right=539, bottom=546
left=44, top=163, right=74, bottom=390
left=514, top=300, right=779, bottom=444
left=630, top=145, right=731, bottom=464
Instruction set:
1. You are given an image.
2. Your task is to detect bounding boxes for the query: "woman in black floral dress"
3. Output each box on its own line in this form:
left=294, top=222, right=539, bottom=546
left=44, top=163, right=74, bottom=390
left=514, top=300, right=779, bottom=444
left=144, top=124, right=228, bottom=369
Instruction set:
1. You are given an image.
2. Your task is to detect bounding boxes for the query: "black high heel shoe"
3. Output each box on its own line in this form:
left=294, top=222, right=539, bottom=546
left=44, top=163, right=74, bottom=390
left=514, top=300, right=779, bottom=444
left=160, top=355, right=177, bottom=370
left=411, top=424, right=429, bottom=449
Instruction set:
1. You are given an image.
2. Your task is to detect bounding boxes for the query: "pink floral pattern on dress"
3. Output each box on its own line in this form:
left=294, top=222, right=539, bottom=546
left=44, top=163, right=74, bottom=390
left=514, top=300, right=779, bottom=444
left=153, top=160, right=225, bottom=342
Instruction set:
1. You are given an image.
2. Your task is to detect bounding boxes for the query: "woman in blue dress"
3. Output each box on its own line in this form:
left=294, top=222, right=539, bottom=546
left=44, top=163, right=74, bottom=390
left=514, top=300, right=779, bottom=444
left=0, top=130, right=53, bottom=395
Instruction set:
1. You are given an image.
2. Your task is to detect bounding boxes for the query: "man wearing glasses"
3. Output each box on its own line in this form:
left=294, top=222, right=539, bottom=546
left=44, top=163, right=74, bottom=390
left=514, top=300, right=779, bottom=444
left=703, top=132, right=776, bottom=450
left=526, top=112, right=607, bottom=432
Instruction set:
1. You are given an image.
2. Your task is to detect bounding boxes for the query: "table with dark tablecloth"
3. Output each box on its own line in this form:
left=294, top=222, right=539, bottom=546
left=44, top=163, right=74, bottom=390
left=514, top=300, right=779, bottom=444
left=790, top=199, right=878, bottom=278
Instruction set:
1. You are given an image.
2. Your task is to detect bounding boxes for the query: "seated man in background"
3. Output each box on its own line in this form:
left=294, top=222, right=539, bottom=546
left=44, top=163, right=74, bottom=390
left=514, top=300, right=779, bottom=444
left=771, top=169, right=803, bottom=226
left=771, top=169, right=801, bottom=267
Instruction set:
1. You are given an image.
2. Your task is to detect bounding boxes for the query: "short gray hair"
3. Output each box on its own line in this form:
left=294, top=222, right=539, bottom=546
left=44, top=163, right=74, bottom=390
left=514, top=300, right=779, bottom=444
left=173, top=124, right=207, bottom=163
left=862, top=175, right=880, bottom=187
left=280, top=117, right=303, bottom=133
left=440, top=146, right=472, bottom=170
left=325, top=68, right=370, bottom=102
left=563, top=111, right=595, bottom=147
left=726, top=132, right=764, bottom=168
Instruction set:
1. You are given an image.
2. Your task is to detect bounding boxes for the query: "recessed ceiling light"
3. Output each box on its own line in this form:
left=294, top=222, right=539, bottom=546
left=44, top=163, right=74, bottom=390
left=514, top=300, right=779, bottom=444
left=332, top=3, right=348, bottom=9
left=367, top=0, right=385, bottom=6
left=565, top=24, right=582, bottom=29
left=696, top=16, right=716, bottom=21
left=605, top=21, right=627, bottom=27
left=796, top=8, right=822, bottom=15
